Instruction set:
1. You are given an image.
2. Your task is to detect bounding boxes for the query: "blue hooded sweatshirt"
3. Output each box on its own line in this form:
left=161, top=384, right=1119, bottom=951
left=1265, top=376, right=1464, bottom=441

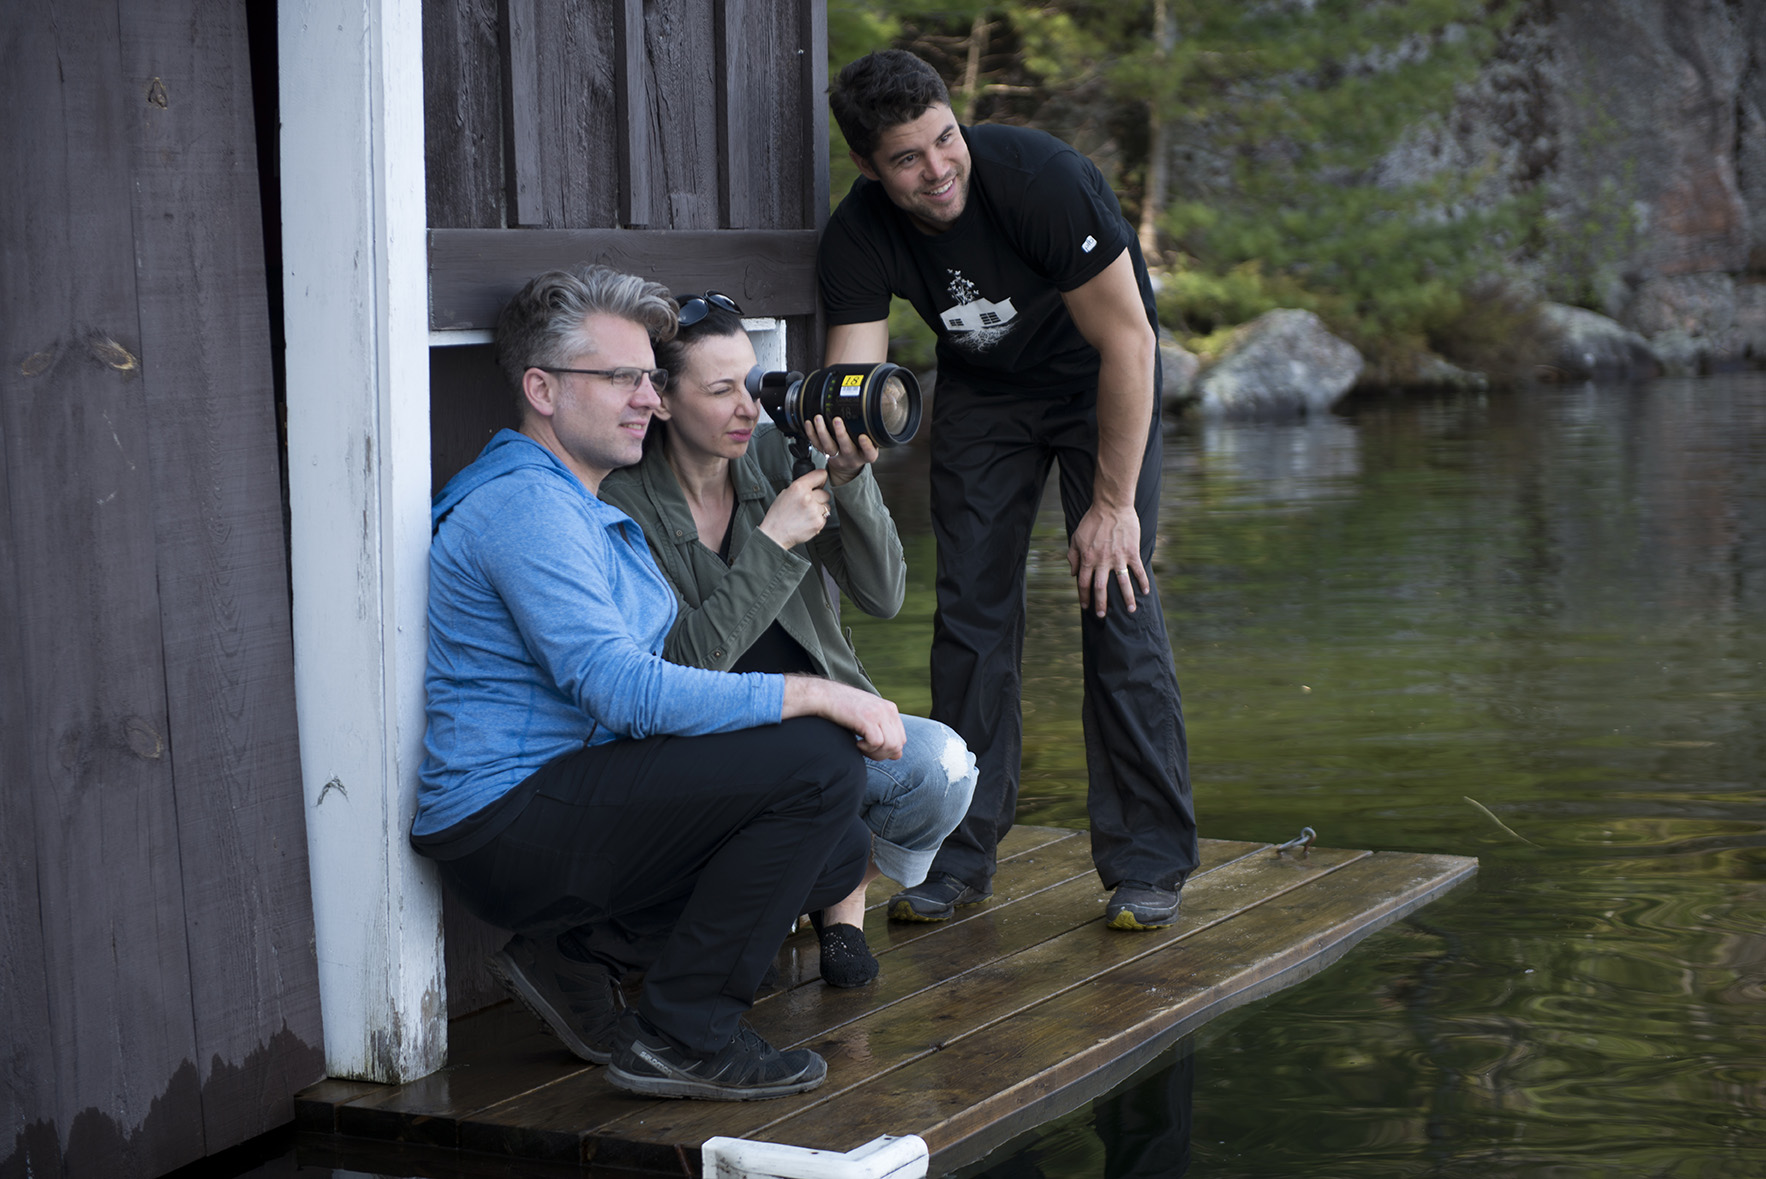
left=413, top=429, right=784, bottom=836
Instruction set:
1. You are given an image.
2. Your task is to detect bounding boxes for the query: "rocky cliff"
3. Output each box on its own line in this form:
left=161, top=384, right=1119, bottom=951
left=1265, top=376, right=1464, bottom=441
left=1378, top=0, right=1766, bottom=372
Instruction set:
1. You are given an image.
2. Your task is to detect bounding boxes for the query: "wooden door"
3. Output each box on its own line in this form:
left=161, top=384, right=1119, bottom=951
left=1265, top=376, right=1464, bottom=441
left=0, top=3, right=323, bottom=1174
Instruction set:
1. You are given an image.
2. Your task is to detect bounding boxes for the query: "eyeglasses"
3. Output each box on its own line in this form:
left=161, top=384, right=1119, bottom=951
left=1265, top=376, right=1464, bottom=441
left=677, top=290, right=742, bottom=328
left=534, top=366, right=670, bottom=392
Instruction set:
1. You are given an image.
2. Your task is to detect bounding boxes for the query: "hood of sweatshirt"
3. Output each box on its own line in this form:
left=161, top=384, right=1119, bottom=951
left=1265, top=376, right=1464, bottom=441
left=432, top=428, right=572, bottom=534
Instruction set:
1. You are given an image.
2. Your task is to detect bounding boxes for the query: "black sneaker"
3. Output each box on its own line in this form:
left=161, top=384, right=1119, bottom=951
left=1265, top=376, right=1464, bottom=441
left=887, top=872, right=992, bottom=922
left=488, top=935, right=622, bottom=1064
left=606, top=1012, right=827, bottom=1100
left=1105, top=881, right=1181, bottom=931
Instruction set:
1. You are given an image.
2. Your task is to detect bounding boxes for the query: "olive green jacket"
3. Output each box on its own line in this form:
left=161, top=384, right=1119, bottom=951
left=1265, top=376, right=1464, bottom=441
left=598, top=424, right=905, bottom=695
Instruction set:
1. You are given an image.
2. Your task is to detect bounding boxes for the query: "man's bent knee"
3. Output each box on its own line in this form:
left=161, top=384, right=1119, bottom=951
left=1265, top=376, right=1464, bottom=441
left=773, top=716, right=867, bottom=809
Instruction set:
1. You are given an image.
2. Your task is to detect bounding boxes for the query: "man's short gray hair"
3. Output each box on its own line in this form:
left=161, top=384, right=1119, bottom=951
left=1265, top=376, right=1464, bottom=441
left=494, top=265, right=679, bottom=408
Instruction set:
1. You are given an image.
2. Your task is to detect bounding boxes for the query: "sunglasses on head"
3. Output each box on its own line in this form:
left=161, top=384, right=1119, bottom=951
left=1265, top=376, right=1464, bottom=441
left=677, top=291, right=743, bottom=328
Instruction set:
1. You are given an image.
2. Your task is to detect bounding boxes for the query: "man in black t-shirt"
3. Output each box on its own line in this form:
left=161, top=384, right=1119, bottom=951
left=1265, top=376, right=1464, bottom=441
left=819, top=50, right=1198, bottom=930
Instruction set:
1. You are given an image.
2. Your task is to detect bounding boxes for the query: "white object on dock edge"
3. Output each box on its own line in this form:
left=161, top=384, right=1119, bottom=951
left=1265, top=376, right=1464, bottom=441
left=701, top=1133, right=929, bottom=1179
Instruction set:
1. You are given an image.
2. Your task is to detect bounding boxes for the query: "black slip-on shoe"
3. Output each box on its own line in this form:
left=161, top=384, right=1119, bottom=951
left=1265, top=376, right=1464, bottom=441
left=1104, top=881, right=1181, bottom=930
left=488, top=935, right=622, bottom=1064
left=886, top=872, right=992, bottom=923
left=606, top=1013, right=827, bottom=1101
left=809, top=911, right=879, bottom=988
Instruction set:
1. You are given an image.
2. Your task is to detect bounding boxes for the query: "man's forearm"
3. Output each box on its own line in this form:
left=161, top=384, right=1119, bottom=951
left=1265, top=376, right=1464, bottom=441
left=781, top=673, right=905, bottom=760
left=1091, top=343, right=1155, bottom=510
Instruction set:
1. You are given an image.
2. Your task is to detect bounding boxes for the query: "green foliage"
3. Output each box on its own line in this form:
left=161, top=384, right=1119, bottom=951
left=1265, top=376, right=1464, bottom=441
left=887, top=296, right=939, bottom=375
left=828, top=0, right=1536, bottom=377
left=826, top=0, right=902, bottom=202
left=1422, top=276, right=1549, bottom=386
left=1157, top=261, right=1328, bottom=338
left=1147, top=0, right=1530, bottom=369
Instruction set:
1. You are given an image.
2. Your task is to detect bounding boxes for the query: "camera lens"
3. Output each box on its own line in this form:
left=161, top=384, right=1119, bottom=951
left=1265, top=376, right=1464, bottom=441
left=746, top=362, right=921, bottom=450
left=877, top=373, right=911, bottom=436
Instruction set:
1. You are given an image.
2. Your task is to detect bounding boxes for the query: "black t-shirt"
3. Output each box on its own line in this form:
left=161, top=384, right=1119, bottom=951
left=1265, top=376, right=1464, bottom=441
left=819, top=123, right=1157, bottom=397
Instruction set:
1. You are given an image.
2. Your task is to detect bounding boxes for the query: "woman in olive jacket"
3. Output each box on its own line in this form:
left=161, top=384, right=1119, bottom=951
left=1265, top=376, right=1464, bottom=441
left=599, top=293, right=976, bottom=988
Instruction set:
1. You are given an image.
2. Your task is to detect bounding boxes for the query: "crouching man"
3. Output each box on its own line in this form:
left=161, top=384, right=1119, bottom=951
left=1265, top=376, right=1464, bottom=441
left=409, top=264, right=904, bottom=1101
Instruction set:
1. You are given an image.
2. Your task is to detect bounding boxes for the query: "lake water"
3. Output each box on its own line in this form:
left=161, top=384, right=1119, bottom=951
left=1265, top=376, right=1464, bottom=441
left=844, top=373, right=1766, bottom=1177
left=237, top=374, right=1763, bottom=1178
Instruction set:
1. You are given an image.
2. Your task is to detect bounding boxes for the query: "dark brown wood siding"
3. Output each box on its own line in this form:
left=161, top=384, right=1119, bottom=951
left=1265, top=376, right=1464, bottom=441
left=0, top=3, right=323, bottom=1175
left=423, top=0, right=831, bottom=1017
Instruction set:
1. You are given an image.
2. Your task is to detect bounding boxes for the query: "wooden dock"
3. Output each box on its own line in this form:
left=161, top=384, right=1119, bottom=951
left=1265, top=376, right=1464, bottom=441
left=296, top=827, right=1476, bottom=1176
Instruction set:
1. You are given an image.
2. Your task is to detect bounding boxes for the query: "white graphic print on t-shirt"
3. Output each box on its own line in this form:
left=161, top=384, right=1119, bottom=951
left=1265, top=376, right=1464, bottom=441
left=938, top=268, right=1017, bottom=351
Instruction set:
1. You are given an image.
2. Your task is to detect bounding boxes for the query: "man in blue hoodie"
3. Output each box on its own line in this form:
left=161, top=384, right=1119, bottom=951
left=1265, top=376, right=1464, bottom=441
left=412, top=264, right=904, bottom=1101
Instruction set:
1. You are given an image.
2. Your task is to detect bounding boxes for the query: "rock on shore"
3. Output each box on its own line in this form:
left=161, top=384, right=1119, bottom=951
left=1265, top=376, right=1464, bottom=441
left=1537, top=304, right=1661, bottom=381
left=1158, top=332, right=1201, bottom=413
left=1194, top=310, right=1363, bottom=418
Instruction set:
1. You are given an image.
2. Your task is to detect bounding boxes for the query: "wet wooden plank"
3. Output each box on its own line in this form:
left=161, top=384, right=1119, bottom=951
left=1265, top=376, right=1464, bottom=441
left=335, top=1018, right=593, bottom=1147
left=295, top=1079, right=391, bottom=1134
left=595, top=844, right=1363, bottom=1155
left=765, top=851, right=1477, bottom=1173
left=297, top=833, right=1475, bottom=1176
left=443, top=827, right=1099, bottom=1163
left=450, top=836, right=1276, bottom=1167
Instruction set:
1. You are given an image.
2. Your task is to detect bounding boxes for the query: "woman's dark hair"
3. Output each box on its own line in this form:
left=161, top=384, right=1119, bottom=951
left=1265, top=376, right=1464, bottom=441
left=645, top=298, right=748, bottom=452
left=652, top=299, right=746, bottom=383
left=829, top=49, right=952, bottom=161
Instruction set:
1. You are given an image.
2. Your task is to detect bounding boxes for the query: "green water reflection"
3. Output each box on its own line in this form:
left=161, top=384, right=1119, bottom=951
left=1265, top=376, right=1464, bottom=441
left=849, top=374, right=1766, bottom=1176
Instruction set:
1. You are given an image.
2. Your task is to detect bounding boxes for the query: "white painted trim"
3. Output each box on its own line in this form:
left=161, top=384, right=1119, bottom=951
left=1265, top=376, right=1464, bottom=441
left=440, top=321, right=779, bottom=355
left=701, top=1135, right=929, bottom=1179
left=430, top=328, right=493, bottom=347
left=742, top=317, right=788, bottom=373
left=281, top=0, right=445, bottom=1083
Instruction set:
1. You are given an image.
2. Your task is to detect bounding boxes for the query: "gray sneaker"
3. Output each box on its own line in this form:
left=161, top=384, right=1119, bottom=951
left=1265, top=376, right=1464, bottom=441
left=606, top=1012, right=827, bottom=1101
left=1105, top=881, right=1181, bottom=930
left=887, top=872, right=992, bottom=922
left=488, top=934, right=622, bottom=1064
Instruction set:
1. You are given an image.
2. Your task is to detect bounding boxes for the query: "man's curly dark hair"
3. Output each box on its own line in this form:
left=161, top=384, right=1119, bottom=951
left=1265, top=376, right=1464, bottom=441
left=829, top=49, right=952, bottom=161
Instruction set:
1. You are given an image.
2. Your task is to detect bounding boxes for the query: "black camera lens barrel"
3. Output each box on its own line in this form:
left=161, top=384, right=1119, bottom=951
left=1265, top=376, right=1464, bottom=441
left=744, top=362, right=923, bottom=448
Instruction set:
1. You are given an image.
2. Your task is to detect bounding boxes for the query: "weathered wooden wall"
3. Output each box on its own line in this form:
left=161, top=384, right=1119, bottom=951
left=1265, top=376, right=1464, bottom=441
left=424, top=0, right=830, bottom=507
left=0, top=2, right=323, bottom=1175
left=422, top=2, right=832, bottom=1016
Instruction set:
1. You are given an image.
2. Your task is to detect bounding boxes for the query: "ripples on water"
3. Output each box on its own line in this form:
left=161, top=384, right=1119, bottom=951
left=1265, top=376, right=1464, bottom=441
left=852, top=374, right=1766, bottom=1177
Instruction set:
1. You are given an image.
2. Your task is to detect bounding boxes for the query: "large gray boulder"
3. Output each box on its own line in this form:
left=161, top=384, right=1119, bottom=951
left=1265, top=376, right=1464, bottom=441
left=1619, top=272, right=1766, bottom=374
left=1195, top=310, right=1363, bottom=418
left=1158, top=332, right=1201, bottom=413
left=1736, top=283, right=1766, bottom=364
left=1538, top=303, right=1660, bottom=381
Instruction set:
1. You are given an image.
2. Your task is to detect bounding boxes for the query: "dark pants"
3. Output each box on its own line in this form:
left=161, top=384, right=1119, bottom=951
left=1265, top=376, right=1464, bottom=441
left=437, top=718, right=870, bottom=1055
left=926, top=375, right=1198, bottom=892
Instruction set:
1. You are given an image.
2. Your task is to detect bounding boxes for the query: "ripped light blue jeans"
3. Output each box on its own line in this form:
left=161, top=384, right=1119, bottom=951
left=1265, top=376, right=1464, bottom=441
left=861, top=714, right=978, bottom=887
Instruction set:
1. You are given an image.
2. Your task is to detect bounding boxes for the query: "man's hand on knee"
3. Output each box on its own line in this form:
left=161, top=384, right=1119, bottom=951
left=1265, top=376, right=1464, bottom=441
left=781, top=675, right=905, bottom=760
left=1068, top=500, right=1148, bottom=618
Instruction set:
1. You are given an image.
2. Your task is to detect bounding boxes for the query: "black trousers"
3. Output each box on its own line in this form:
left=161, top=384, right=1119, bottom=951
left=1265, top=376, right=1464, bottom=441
left=437, top=717, right=870, bottom=1055
left=926, top=375, right=1198, bottom=892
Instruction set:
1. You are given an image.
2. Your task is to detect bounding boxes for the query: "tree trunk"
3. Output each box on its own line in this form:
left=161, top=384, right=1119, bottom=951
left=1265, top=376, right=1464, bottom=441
left=960, top=12, right=988, bottom=123
left=1138, top=0, right=1176, bottom=258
